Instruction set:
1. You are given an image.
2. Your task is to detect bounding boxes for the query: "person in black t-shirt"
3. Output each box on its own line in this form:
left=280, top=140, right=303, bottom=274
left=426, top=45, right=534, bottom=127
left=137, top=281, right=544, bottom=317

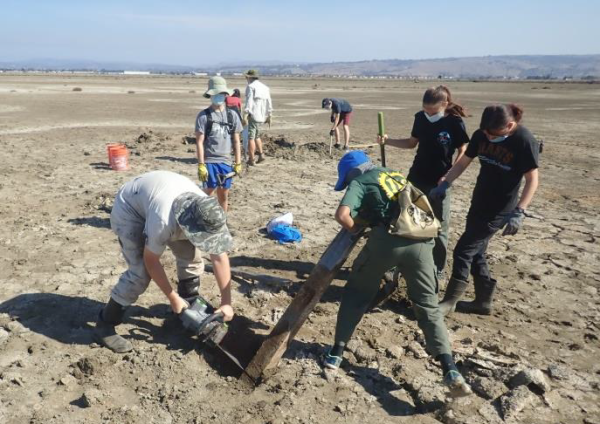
left=377, top=86, right=470, bottom=277
left=322, top=98, right=353, bottom=150
left=430, top=104, right=540, bottom=316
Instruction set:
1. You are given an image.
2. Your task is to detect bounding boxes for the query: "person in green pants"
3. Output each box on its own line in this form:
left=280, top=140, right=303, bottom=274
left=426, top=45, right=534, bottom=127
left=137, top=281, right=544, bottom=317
left=377, top=85, right=469, bottom=279
left=321, top=151, right=472, bottom=397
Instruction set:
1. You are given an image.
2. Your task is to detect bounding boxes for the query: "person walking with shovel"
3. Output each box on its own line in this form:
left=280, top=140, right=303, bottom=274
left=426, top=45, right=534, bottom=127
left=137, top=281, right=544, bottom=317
left=196, top=76, right=243, bottom=212
left=322, top=150, right=472, bottom=398
left=377, top=86, right=470, bottom=279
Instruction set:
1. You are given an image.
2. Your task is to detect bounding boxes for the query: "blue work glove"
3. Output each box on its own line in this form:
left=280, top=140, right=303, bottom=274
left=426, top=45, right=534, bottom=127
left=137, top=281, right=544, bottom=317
left=428, top=180, right=451, bottom=202
left=502, top=208, right=525, bottom=236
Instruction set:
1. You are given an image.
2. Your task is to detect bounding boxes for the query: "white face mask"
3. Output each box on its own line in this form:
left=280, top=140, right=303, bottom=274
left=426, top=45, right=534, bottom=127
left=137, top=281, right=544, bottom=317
left=489, top=135, right=509, bottom=143
left=425, top=111, right=445, bottom=123
left=211, top=94, right=226, bottom=106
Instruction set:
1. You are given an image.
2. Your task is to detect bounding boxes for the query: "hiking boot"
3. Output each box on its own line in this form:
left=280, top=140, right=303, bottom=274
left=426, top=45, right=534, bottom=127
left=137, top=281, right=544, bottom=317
left=343, top=145, right=349, bottom=151
left=456, top=277, right=497, bottom=315
left=438, top=277, right=469, bottom=316
left=93, top=298, right=133, bottom=353
left=443, top=370, right=472, bottom=398
left=178, top=276, right=200, bottom=304
left=247, top=158, right=255, bottom=166
left=322, top=351, right=343, bottom=370
left=334, top=143, right=341, bottom=149
left=257, top=153, right=266, bottom=163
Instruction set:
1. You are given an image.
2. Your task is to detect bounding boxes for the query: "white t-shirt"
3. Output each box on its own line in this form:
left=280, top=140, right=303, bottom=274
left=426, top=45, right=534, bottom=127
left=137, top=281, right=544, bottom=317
left=112, top=171, right=206, bottom=255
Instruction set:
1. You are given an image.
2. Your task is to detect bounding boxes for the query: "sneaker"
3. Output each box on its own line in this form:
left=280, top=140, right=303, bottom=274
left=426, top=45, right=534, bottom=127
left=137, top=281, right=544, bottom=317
left=322, top=351, right=343, bottom=370
left=343, top=145, right=349, bottom=151
left=443, top=370, right=473, bottom=398
left=334, top=143, right=341, bottom=149
left=257, top=154, right=266, bottom=163
left=247, top=158, right=255, bottom=166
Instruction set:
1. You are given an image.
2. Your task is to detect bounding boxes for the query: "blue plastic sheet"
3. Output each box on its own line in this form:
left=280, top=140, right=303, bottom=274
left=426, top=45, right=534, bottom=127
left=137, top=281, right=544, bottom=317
left=268, top=224, right=302, bottom=244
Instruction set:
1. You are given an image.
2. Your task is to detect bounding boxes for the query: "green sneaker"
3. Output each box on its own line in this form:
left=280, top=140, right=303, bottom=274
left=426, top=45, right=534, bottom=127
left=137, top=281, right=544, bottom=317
left=322, top=351, right=343, bottom=370
left=443, top=370, right=472, bottom=398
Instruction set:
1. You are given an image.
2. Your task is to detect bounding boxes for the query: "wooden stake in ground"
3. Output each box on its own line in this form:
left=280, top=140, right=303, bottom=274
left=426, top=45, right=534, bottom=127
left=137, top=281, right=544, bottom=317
left=378, top=111, right=386, bottom=167
left=244, top=229, right=364, bottom=383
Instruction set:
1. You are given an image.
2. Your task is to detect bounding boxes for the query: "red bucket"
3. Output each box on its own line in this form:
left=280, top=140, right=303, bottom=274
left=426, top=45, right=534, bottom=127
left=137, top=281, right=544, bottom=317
left=110, top=146, right=129, bottom=171
left=107, top=143, right=125, bottom=165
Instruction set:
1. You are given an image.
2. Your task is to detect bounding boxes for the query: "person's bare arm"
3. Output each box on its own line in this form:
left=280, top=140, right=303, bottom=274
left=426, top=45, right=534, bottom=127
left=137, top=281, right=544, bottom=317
left=210, top=253, right=234, bottom=321
left=335, top=205, right=361, bottom=233
left=233, top=132, right=241, bottom=165
left=517, top=168, right=539, bottom=210
left=195, top=132, right=205, bottom=164
left=454, top=144, right=467, bottom=164
left=377, top=134, right=419, bottom=149
left=441, top=154, right=474, bottom=184
left=143, top=248, right=187, bottom=313
left=331, top=113, right=340, bottom=130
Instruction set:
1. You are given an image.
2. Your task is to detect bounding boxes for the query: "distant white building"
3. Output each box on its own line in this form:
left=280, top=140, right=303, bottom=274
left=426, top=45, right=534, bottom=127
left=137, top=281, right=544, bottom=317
left=123, top=71, right=150, bottom=75
left=194, top=72, right=208, bottom=76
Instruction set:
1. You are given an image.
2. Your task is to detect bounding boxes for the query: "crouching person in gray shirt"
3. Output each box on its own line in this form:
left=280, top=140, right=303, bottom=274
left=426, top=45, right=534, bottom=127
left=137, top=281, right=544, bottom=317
left=93, top=171, right=234, bottom=353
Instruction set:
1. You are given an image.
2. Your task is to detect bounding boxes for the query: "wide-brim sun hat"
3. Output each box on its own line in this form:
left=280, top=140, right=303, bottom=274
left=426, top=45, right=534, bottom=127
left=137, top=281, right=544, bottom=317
left=172, top=193, right=233, bottom=255
left=335, top=150, right=371, bottom=191
left=243, top=69, right=260, bottom=79
left=203, top=76, right=234, bottom=98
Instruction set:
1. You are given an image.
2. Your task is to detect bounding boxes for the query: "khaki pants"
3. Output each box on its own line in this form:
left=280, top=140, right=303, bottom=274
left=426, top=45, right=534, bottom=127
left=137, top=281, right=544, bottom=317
left=109, top=203, right=204, bottom=307
left=334, top=226, right=451, bottom=357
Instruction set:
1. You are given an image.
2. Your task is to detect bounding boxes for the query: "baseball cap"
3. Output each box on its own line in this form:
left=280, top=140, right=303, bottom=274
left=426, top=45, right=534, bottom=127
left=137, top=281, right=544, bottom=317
left=334, top=151, right=371, bottom=191
left=172, top=193, right=233, bottom=255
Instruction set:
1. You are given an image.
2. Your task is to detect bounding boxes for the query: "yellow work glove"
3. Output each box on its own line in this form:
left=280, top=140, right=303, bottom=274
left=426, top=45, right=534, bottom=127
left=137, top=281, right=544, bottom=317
left=197, top=163, right=208, bottom=182
left=233, top=163, right=242, bottom=175
left=242, top=114, right=248, bottom=127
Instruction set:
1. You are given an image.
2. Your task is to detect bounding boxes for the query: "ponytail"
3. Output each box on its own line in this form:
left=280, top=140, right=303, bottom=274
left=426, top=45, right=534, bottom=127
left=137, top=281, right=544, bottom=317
left=423, top=85, right=467, bottom=117
left=480, top=104, right=524, bottom=132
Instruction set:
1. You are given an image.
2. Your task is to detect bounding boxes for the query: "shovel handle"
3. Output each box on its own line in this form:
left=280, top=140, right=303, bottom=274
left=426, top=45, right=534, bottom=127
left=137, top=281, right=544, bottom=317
left=378, top=112, right=386, bottom=167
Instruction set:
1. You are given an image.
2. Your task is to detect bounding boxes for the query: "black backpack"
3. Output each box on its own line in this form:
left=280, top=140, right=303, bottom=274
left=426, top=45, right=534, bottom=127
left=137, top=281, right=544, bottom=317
left=203, top=107, right=235, bottom=135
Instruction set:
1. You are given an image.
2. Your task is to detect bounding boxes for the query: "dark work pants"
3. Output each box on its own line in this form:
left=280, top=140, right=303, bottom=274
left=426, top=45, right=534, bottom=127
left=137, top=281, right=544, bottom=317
left=451, top=213, right=505, bottom=282
left=412, top=181, right=451, bottom=275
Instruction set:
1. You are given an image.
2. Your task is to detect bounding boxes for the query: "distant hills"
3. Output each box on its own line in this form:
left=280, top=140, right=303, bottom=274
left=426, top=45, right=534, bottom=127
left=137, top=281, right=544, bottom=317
left=1, top=55, right=599, bottom=79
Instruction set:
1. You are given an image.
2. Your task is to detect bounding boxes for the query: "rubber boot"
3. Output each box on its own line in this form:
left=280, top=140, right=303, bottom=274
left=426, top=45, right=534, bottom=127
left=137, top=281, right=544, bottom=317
left=456, top=277, right=497, bottom=315
left=438, top=277, right=469, bottom=316
left=93, top=298, right=133, bottom=353
left=178, top=276, right=200, bottom=304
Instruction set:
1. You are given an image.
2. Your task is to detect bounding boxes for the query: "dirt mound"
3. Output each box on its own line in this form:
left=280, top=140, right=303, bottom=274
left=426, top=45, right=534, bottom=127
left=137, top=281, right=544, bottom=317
left=127, top=129, right=179, bottom=154
left=263, top=135, right=343, bottom=160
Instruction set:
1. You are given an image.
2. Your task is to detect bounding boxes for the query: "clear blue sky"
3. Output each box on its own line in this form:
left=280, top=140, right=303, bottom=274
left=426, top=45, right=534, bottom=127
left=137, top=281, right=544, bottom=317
left=1, top=0, right=598, bottom=65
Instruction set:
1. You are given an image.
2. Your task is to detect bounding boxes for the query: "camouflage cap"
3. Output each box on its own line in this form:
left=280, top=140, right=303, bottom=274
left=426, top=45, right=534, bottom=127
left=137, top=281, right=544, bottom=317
left=172, top=193, right=233, bottom=255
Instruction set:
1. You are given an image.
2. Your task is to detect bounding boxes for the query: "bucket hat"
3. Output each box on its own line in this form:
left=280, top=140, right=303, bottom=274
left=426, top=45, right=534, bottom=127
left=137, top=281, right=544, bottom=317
left=243, top=69, right=260, bottom=79
left=203, top=76, right=234, bottom=98
left=335, top=151, right=371, bottom=191
left=172, top=193, right=233, bottom=255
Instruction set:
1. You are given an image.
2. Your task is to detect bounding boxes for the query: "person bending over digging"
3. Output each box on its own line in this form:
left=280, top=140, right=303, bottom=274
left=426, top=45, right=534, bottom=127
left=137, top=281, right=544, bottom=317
left=377, top=86, right=469, bottom=280
left=322, top=151, right=472, bottom=397
left=322, top=97, right=353, bottom=150
left=196, top=76, right=243, bottom=212
left=431, top=104, right=540, bottom=316
left=93, top=171, right=234, bottom=353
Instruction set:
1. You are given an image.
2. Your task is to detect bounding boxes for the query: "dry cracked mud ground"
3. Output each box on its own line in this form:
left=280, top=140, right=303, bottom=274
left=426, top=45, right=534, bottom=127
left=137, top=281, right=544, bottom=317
left=0, top=75, right=599, bottom=424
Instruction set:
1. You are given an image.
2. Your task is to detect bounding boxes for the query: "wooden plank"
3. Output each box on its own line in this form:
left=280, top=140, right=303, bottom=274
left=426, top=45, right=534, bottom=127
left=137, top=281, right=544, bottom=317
left=244, top=229, right=364, bottom=383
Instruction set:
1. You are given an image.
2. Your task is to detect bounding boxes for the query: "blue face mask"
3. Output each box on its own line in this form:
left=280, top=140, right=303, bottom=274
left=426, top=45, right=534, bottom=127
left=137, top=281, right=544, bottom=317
left=211, top=94, right=226, bottom=105
left=489, top=135, right=508, bottom=143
